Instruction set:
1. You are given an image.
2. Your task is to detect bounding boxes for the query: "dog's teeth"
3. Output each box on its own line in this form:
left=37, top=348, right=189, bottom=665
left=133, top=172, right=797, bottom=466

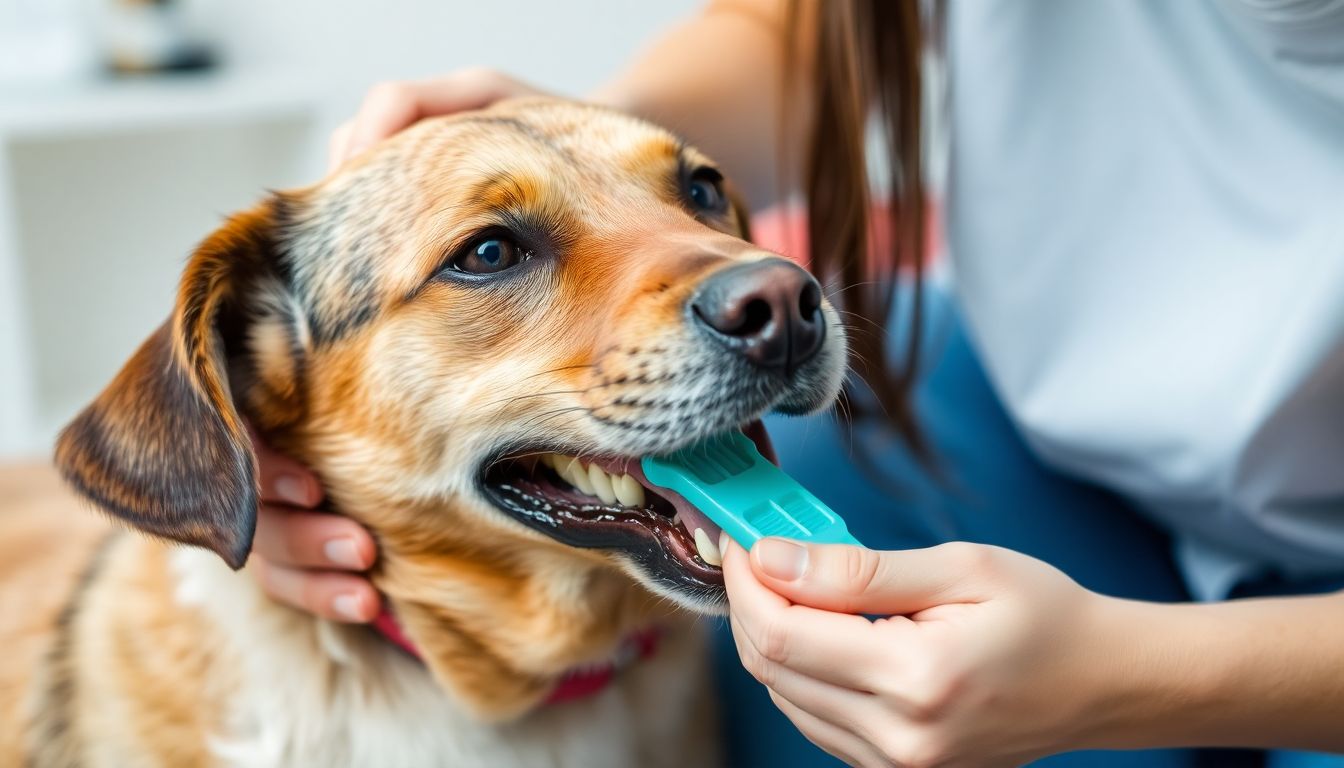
left=588, top=464, right=617, bottom=505
left=694, top=528, right=723, bottom=567
left=672, top=513, right=682, bottom=528
left=572, top=464, right=596, bottom=495
left=614, top=474, right=645, bottom=508
left=560, top=457, right=595, bottom=494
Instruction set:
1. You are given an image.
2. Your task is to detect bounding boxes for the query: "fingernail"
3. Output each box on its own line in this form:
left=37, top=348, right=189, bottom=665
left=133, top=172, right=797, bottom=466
left=274, top=474, right=311, bottom=506
left=332, top=593, right=366, bottom=622
left=323, top=538, right=365, bottom=569
left=719, top=530, right=730, bottom=554
left=755, top=538, right=808, bottom=581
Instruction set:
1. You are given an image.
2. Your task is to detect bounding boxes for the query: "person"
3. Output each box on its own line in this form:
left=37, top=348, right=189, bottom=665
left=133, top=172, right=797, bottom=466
left=244, top=1, right=1344, bottom=766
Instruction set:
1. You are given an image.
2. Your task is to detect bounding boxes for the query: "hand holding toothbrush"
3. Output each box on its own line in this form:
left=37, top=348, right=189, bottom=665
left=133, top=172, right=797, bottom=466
left=721, top=538, right=1137, bottom=768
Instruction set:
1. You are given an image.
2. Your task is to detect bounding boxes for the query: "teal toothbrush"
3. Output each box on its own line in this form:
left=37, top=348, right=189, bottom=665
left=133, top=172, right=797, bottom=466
left=641, top=430, right=863, bottom=549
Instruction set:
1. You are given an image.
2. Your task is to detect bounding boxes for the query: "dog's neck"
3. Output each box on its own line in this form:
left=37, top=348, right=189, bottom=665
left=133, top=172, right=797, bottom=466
left=161, top=546, right=716, bottom=767
left=370, top=606, right=662, bottom=706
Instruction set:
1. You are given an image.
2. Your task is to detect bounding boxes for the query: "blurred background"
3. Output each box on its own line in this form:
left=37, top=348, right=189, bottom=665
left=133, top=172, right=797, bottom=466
left=0, top=0, right=697, bottom=460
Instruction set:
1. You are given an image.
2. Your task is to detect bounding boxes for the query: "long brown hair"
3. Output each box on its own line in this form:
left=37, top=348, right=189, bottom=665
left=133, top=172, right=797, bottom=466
left=787, top=0, right=930, bottom=454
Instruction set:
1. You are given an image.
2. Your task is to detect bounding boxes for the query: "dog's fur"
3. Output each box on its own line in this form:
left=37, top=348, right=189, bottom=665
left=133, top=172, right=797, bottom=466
left=0, top=98, right=845, bottom=767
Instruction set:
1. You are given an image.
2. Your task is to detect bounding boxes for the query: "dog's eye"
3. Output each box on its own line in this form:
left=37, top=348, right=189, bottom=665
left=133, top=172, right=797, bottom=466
left=686, top=168, right=727, bottom=214
left=452, top=237, right=530, bottom=275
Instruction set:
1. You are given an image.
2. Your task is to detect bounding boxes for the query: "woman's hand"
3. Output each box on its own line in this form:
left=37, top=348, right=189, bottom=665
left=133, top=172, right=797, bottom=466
left=250, top=435, right=380, bottom=623
left=328, top=69, right=550, bottom=171
left=722, top=538, right=1111, bottom=767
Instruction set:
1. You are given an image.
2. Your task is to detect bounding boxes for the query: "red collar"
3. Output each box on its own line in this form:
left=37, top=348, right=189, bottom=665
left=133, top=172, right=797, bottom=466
left=372, top=607, right=660, bottom=706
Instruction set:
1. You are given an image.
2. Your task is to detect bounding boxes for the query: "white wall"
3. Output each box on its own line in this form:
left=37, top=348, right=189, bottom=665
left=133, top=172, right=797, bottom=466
left=0, top=148, right=35, bottom=457
left=200, top=0, right=698, bottom=121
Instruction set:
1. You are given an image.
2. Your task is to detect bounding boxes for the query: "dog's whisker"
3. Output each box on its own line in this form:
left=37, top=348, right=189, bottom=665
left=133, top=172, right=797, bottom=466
left=841, top=369, right=896, bottom=423
left=516, top=405, right=596, bottom=433
left=834, top=311, right=890, bottom=339
left=824, top=278, right=882, bottom=298
left=522, top=362, right=599, bottom=381
left=481, top=386, right=597, bottom=410
left=834, top=307, right=889, bottom=327
left=819, top=272, right=848, bottom=291
left=835, top=383, right=855, bottom=431
left=836, top=322, right=881, bottom=344
left=844, top=348, right=878, bottom=373
left=496, top=448, right=560, bottom=464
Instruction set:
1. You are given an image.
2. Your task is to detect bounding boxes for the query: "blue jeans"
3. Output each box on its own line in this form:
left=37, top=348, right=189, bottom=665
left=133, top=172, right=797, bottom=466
left=711, top=289, right=1343, bottom=768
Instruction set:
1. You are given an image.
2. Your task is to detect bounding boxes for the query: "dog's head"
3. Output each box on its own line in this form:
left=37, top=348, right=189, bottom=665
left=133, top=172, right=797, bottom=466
left=55, top=98, right=846, bottom=719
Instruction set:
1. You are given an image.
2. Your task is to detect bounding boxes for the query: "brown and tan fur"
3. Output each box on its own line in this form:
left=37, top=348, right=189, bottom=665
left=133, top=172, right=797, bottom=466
left=1, top=99, right=845, bottom=767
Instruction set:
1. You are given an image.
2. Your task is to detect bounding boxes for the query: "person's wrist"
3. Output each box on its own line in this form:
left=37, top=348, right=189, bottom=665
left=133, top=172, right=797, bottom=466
left=1013, top=589, right=1134, bottom=758
left=1066, top=593, right=1150, bottom=751
left=1065, top=595, right=1224, bottom=752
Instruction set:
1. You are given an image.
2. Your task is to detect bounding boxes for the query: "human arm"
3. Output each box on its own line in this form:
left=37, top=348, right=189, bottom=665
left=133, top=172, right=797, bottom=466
left=723, top=537, right=1344, bottom=767
left=589, top=0, right=812, bottom=208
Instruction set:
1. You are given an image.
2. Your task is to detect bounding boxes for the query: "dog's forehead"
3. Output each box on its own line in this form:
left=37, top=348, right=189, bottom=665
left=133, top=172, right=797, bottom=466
left=499, top=102, right=684, bottom=163
left=414, top=103, right=690, bottom=185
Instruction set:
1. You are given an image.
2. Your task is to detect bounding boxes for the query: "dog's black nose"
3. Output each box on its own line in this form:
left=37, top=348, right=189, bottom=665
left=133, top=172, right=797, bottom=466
left=690, top=258, right=825, bottom=374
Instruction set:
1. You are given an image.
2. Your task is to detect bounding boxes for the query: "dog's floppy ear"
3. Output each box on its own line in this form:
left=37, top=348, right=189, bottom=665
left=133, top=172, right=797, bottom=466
left=55, top=201, right=284, bottom=569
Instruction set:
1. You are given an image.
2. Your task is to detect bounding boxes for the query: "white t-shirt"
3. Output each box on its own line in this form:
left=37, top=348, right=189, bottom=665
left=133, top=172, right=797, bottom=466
left=944, top=0, right=1344, bottom=599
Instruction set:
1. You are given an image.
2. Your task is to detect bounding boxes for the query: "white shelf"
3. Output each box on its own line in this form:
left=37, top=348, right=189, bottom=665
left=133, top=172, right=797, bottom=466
left=0, top=68, right=325, bottom=140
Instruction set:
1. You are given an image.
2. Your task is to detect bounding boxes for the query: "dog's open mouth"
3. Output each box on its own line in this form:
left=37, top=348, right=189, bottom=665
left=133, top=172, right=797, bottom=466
left=480, top=423, right=772, bottom=596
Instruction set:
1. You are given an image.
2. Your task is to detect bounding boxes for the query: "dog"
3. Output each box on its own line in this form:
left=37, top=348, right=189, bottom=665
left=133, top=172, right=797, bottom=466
left=0, top=97, right=846, bottom=767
